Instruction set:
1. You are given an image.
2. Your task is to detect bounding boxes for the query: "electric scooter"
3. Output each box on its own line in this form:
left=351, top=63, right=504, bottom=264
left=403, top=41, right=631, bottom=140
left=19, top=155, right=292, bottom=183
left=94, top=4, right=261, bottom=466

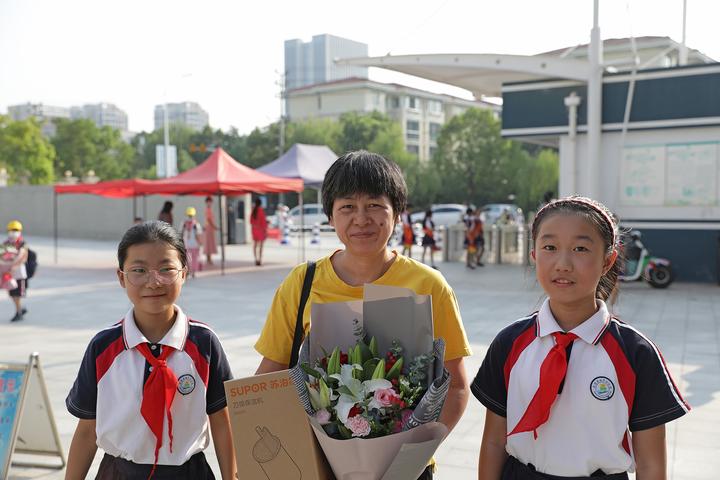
left=619, top=230, right=674, bottom=288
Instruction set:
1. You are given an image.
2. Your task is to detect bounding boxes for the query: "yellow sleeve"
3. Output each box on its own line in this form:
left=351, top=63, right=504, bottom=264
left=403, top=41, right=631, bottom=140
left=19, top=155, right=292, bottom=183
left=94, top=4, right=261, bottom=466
left=254, top=263, right=307, bottom=365
left=432, top=282, right=472, bottom=361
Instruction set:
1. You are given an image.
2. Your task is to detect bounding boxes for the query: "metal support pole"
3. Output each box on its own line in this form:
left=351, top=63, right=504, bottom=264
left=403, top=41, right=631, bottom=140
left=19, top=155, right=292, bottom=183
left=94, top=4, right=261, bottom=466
left=587, top=0, right=603, bottom=198
left=53, top=191, right=58, bottom=264
left=299, top=191, right=305, bottom=262
left=218, top=193, right=225, bottom=275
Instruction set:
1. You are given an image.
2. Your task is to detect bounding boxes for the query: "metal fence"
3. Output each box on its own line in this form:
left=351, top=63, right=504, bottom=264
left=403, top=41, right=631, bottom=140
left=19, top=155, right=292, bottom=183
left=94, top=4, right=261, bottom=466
left=443, top=223, right=531, bottom=265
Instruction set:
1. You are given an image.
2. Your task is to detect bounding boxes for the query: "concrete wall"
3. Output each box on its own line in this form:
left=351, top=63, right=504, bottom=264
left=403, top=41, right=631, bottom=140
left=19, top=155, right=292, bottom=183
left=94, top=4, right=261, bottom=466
left=0, top=185, right=235, bottom=242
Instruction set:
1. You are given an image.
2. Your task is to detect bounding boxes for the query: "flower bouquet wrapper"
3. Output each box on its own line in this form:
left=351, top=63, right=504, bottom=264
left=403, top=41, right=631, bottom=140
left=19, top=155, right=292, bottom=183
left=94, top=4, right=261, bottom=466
left=308, top=416, right=448, bottom=480
left=289, top=284, right=452, bottom=479
left=0, top=244, right=19, bottom=291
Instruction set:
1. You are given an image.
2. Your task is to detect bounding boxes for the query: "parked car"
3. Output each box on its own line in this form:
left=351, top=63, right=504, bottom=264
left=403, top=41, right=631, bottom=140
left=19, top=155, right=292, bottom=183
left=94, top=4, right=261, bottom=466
left=409, top=204, right=468, bottom=227
left=481, top=203, right=524, bottom=225
left=286, top=203, right=332, bottom=231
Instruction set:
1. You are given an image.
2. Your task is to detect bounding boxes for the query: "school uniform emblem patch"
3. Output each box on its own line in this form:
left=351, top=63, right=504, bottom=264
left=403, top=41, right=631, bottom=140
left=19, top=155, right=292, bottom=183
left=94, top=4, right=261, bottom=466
left=590, top=376, right=614, bottom=400
left=177, top=374, right=196, bottom=395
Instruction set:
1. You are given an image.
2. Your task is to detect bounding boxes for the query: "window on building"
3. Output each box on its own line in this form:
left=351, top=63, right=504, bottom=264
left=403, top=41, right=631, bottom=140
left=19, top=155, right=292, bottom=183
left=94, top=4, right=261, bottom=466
left=428, top=100, right=442, bottom=113
left=317, top=95, right=322, bottom=110
left=389, top=96, right=400, bottom=109
left=429, top=146, right=437, bottom=158
left=406, top=145, right=419, bottom=155
left=406, top=120, right=420, bottom=140
left=407, top=96, right=418, bottom=109
left=429, top=123, right=442, bottom=141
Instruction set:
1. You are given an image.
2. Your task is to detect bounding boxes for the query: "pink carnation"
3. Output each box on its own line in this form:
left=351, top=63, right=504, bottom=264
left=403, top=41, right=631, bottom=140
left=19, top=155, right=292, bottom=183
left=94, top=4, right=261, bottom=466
left=373, top=388, right=401, bottom=408
left=345, top=415, right=371, bottom=437
left=314, top=409, right=331, bottom=425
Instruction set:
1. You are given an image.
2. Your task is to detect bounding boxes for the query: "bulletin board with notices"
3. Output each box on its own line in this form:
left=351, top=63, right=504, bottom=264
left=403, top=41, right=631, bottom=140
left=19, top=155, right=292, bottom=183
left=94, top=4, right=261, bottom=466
left=620, top=142, right=720, bottom=206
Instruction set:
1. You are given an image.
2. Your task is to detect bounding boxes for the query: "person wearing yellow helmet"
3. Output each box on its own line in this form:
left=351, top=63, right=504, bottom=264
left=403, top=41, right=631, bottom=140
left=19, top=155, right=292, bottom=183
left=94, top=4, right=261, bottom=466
left=181, top=207, right=203, bottom=278
left=3, top=220, right=29, bottom=322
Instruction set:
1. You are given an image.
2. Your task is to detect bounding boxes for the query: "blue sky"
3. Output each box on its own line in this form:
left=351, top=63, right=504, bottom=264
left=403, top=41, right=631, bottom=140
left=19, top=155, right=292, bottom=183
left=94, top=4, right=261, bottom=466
left=1, top=0, right=717, bottom=134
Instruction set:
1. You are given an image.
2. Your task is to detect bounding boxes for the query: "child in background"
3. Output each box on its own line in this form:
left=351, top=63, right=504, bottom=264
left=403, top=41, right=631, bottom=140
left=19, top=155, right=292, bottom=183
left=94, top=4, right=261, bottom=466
left=64, top=221, right=236, bottom=479
left=2, top=220, right=29, bottom=322
left=401, top=206, right=415, bottom=258
left=421, top=210, right=438, bottom=269
left=182, top=207, right=203, bottom=278
left=473, top=196, right=689, bottom=479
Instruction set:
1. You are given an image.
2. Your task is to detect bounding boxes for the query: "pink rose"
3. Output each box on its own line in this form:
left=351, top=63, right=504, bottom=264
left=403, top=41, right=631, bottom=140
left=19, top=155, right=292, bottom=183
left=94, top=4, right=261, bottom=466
left=314, top=409, right=331, bottom=425
left=345, top=415, right=371, bottom=437
left=373, top=388, right=401, bottom=408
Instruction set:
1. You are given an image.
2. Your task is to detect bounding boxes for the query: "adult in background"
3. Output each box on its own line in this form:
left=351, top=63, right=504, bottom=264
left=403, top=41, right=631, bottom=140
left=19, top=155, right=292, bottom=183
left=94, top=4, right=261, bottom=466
left=254, top=151, right=472, bottom=480
left=250, top=198, right=268, bottom=266
left=157, top=201, right=174, bottom=227
left=2, top=220, right=29, bottom=322
left=203, top=196, right=218, bottom=266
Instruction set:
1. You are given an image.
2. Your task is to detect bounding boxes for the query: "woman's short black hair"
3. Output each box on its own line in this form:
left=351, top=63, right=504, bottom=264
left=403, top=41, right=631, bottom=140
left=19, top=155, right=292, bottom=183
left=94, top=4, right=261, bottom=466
left=160, top=201, right=173, bottom=213
left=205, top=196, right=213, bottom=203
left=117, top=220, right=188, bottom=270
left=321, top=150, right=407, bottom=218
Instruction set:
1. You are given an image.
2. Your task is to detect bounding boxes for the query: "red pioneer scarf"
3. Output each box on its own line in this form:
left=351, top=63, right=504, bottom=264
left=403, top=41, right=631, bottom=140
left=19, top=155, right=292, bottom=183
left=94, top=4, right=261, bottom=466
left=135, top=343, right=178, bottom=478
left=508, top=332, right=577, bottom=439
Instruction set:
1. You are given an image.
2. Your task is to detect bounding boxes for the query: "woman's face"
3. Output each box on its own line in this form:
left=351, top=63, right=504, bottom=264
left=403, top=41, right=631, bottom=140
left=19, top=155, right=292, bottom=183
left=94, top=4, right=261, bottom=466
left=330, top=193, right=397, bottom=258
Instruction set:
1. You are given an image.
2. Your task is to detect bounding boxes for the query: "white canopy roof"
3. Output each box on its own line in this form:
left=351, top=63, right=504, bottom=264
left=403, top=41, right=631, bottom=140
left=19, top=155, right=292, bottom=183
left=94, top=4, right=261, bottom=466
left=340, top=53, right=591, bottom=97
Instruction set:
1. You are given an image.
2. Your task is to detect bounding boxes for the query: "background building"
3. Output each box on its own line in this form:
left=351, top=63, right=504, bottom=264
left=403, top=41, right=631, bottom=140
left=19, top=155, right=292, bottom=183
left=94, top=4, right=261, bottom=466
left=286, top=77, right=499, bottom=162
left=8, top=101, right=130, bottom=136
left=284, top=34, right=368, bottom=91
left=70, top=103, right=128, bottom=132
left=541, top=36, right=715, bottom=71
left=8, top=102, right=71, bottom=136
left=154, top=102, right=209, bottom=131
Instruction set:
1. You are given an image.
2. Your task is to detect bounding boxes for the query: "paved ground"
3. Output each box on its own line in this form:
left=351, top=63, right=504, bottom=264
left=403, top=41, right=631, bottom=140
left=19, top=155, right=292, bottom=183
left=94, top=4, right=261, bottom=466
left=2, top=234, right=718, bottom=479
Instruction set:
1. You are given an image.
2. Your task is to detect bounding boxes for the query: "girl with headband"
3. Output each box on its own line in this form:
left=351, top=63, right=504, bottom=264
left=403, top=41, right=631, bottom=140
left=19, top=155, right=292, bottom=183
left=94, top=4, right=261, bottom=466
left=472, top=196, right=689, bottom=479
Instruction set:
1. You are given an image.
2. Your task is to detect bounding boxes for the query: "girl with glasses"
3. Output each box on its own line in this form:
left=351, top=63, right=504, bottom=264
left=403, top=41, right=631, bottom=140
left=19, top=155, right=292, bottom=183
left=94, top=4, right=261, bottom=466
left=65, top=221, right=236, bottom=480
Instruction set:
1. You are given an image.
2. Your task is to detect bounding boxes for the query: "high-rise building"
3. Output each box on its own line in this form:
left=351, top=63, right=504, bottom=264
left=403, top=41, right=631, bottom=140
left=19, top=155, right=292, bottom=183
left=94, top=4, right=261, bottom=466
left=286, top=78, right=499, bottom=162
left=71, top=103, right=128, bottom=132
left=8, top=102, right=71, bottom=136
left=154, top=102, right=209, bottom=132
left=284, top=34, right=368, bottom=91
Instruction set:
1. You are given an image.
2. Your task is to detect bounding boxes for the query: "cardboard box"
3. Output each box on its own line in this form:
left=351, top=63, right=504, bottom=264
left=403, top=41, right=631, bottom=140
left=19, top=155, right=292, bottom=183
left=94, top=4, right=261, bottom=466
left=225, top=371, right=333, bottom=480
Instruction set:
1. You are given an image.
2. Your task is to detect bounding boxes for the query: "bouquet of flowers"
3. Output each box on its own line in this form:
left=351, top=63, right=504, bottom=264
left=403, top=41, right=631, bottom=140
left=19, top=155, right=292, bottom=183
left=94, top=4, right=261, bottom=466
left=300, top=335, right=441, bottom=440
left=0, top=243, right=19, bottom=291
left=289, top=285, right=451, bottom=480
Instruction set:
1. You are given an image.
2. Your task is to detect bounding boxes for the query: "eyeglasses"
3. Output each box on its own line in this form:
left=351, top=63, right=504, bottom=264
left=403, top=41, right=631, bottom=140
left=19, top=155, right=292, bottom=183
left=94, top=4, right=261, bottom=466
left=121, top=267, right=185, bottom=286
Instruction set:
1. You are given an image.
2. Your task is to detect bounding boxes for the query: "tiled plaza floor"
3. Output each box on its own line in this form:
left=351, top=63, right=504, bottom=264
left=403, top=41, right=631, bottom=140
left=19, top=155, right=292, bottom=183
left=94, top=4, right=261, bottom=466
left=2, top=235, right=717, bottom=479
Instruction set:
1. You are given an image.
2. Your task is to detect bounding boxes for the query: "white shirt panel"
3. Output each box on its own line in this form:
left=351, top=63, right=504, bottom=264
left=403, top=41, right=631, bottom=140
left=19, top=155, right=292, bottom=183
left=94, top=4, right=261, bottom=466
left=96, top=344, right=210, bottom=465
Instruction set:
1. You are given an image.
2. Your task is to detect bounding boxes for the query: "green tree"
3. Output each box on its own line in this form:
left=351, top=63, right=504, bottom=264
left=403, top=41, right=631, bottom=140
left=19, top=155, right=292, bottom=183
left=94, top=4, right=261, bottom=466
left=516, top=149, right=559, bottom=213
left=336, top=111, right=415, bottom=167
left=286, top=118, right=341, bottom=153
left=52, top=119, right=135, bottom=180
left=431, top=107, right=557, bottom=211
left=0, top=116, right=55, bottom=184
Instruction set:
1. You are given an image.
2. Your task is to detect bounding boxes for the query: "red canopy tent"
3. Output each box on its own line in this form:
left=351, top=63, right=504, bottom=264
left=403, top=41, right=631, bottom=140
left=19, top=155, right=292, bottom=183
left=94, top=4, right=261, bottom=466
left=144, top=148, right=303, bottom=196
left=53, top=148, right=304, bottom=272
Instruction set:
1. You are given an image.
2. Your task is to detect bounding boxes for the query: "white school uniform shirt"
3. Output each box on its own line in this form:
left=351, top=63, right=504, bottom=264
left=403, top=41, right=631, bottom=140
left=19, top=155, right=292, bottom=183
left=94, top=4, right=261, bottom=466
left=66, top=306, right=232, bottom=465
left=472, top=299, right=689, bottom=476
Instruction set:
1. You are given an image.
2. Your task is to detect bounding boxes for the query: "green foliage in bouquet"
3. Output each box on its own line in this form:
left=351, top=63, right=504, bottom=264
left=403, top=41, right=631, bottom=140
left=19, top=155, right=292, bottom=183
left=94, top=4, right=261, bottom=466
left=301, top=336, right=436, bottom=440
